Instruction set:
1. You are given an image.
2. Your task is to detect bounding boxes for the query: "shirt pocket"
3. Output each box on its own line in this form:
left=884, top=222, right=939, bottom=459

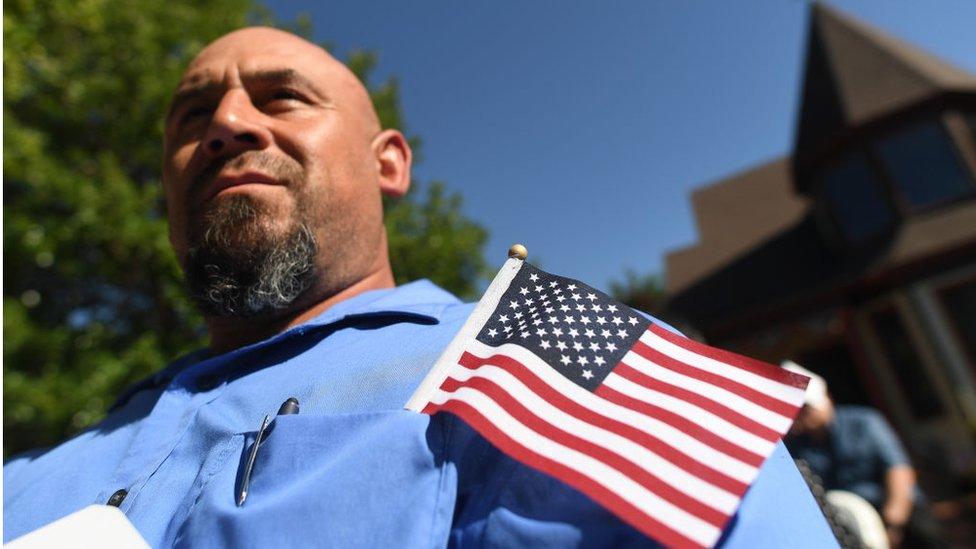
left=173, top=410, right=454, bottom=549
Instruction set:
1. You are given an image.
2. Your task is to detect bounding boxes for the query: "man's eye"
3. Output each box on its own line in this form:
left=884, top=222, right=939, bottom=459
left=180, top=106, right=211, bottom=124
left=267, top=89, right=305, bottom=103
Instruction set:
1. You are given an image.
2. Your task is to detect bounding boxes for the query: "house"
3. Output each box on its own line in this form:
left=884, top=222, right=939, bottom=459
left=664, top=3, right=976, bottom=493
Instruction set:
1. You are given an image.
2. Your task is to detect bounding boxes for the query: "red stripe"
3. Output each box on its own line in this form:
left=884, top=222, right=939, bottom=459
left=615, top=359, right=783, bottom=442
left=632, top=341, right=801, bottom=421
left=426, top=398, right=709, bottom=548
left=648, top=324, right=810, bottom=390
left=596, top=382, right=766, bottom=468
left=456, top=351, right=749, bottom=496
left=439, top=375, right=729, bottom=527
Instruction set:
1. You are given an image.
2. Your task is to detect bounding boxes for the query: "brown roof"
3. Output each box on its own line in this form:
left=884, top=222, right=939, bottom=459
left=667, top=200, right=976, bottom=334
left=795, top=3, right=976, bottom=162
left=665, top=158, right=808, bottom=294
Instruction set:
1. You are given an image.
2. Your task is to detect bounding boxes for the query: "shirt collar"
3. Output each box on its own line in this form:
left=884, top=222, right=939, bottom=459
left=109, top=280, right=462, bottom=412
left=297, top=279, right=461, bottom=330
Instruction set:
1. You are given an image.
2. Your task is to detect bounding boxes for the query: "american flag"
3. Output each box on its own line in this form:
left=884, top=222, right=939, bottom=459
left=406, top=260, right=809, bottom=548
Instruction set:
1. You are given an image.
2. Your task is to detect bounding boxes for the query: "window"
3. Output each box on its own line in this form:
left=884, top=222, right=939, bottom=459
left=820, top=151, right=895, bottom=242
left=870, top=309, right=943, bottom=419
left=939, top=279, right=976, bottom=365
left=875, top=120, right=974, bottom=209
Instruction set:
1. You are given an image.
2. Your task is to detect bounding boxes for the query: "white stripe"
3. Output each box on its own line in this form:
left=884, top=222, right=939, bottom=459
left=429, top=386, right=721, bottom=547
left=604, top=373, right=776, bottom=456
left=459, top=340, right=759, bottom=484
left=405, top=258, right=523, bottom=412
left=445, top=364, right=739, bottom=514
left=624, top=351, right=794, bottom=433
left=641, top=330, right=806, bottom=406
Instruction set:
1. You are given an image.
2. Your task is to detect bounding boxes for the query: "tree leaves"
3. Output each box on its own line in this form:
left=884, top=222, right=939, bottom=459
left=3, top=2, right=488, bottom=455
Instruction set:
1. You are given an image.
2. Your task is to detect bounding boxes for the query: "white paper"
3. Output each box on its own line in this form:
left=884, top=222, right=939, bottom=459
left=5, top=505, right=150, bottom=549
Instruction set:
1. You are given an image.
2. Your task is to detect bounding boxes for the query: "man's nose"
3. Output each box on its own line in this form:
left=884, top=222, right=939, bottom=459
left=202, top=90, right=272, bottom=158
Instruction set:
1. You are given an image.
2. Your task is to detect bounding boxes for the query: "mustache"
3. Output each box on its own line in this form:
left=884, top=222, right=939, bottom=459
left=188, top=151, right=304, bottom=203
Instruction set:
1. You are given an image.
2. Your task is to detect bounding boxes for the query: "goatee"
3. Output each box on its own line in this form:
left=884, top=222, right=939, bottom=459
left=184, top=195, right=318, bottom=318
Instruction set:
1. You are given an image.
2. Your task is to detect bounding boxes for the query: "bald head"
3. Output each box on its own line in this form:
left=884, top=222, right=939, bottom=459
left=176, top=27, right=380, bottom=140
left=161, top=26, right=411, bottom=332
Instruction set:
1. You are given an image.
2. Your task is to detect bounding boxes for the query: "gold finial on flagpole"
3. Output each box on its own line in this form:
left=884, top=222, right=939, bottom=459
left=508, top=243, right=528, bottom=260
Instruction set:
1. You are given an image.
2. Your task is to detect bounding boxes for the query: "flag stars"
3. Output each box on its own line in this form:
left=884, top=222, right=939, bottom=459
left=556, top=340, right=568, bottom=351
left=578, top=355, right=589, bottom=366
left=606, top=342, right=618, bottom=352
left=487, top=328, right=498, bottom=337
left=616, top=329, right=628, bottom=338
left=611, top=316, right=622, bottom=326
left=514, top=312, right=523, bottom=319
left=568, top=328, right=579, bottom=338
left=559, top=304, right=571, bottom=312
left=533, top=318, right=543, bottom=326
left=580, top=316, right=592, bottom=325
left=589, top=342, right=601, bottom=352
left=510, top=301, right=520, bottom=309
left=529, top=273, right=539, bottom=282
left=540, top=340, right=551, bottom=350
left=536, top=328, right=547, bottom=337
left=582, top=370, right=594, bottom=380
left=503, top=325, right=513, bottom=333
left=596, top=316, right=607, bottom=325
left=586, top=292, right=597, bottom=301
left=498, top=315, right=509, bottom=323
left=519, top=287, right=529, bottom=296
left=564, top=316, right=576, bottom=324
left=628, top=317, right=639, bottom=326
left=535, top=285, right=544, bottom=293
left=575, top=303, right=587, bottom=312
left=573, top=341, right=584, bottom=352
left=567, top=284, right=577, bottom=291
left=594, top=356, right=606, bottom=367
left=601, top=329, right=612, bottom=338
left=608, top=304, right=618, bottom=313
left=556, top=295, right=566, bottom=302
left=591, top=303, right=602, bottom=313
left=551, top=327, right=563, bottom=337
left=571, top=292, right=582, bottom=301
left=560, top=355, right=572, bottom=366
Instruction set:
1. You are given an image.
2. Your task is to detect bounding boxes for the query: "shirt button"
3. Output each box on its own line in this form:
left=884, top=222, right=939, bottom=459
left=195, top=374, right=219, bottom=391
left=106, top=488, right=128, bottom=507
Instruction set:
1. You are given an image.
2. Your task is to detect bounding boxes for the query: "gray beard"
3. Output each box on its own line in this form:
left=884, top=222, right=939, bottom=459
left=184, top=196, right=318, bottom=318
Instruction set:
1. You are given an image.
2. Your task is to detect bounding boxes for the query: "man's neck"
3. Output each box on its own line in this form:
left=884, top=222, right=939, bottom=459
left=204, top=267, right=396, bottom=355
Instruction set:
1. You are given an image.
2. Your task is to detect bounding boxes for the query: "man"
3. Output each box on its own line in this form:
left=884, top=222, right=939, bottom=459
left=783, top=361, right=944, bottom=548
left=4, top=28, right=835, bottom=547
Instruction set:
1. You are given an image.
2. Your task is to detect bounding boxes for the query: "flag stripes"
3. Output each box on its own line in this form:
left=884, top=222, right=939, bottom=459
left=409, top=261, right=809, bottom=548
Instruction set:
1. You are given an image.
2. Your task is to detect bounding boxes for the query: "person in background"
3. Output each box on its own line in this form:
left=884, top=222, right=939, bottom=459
left=783, top=361, right=945, bottom=548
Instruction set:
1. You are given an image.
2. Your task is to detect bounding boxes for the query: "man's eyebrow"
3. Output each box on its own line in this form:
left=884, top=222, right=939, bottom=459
left=166, top=69, right=328, bottom=122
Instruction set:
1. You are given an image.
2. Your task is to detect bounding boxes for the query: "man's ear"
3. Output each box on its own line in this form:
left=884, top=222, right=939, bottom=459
left=371, top=129, right=412, bottom=197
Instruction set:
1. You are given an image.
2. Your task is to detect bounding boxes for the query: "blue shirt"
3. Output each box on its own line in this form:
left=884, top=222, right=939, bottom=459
left=786, top=405, right=911, bottom=509
left=5, top=281, right=835, bottom=547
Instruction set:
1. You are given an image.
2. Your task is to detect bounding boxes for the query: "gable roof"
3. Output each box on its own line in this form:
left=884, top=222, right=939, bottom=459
left=795, top=3, right=976, bottom=160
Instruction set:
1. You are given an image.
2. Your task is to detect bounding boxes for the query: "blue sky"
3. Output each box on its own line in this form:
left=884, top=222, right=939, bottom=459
left=268, top=0, right=976, bottom=292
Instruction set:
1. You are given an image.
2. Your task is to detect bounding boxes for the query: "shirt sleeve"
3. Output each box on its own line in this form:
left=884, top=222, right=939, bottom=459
left=863, top=409, right=910, bottom=468
left=717, top=441, right=838, bottom=548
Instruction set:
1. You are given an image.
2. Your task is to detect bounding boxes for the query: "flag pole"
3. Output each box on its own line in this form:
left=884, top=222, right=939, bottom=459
left=404, top=244, right=528, bottom=412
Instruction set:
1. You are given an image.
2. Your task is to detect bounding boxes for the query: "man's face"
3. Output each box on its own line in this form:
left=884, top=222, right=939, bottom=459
left=162, top=28, right=393, bottom=317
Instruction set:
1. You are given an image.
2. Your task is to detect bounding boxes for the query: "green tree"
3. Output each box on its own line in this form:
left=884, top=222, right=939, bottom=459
left=610, top=270, right=668, bottom=317
left=3, top=0, right=488, bottom=456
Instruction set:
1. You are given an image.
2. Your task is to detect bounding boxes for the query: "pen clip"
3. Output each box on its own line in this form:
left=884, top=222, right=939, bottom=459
left=236, top=414, right=271, bottom=507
